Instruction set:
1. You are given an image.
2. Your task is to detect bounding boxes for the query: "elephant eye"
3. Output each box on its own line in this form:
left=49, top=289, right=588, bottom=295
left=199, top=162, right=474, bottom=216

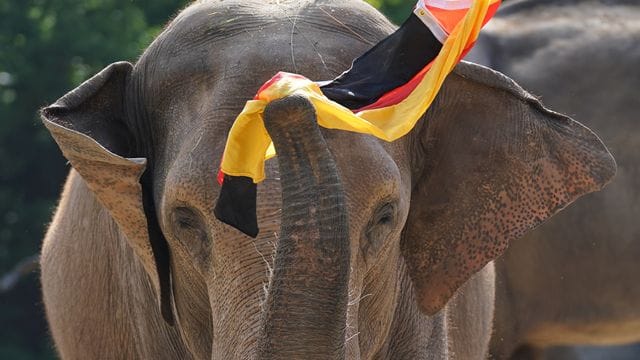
left=171, top=207, right=208, bottom=243
left=173, top=207, right=197, bottom=227
left=177, top=215, right=196, bottom=229
left=373, top=202, right=396, bottom=226
left=169, top=206, right=211, bottom=272
left=377, top=212, right=393, bottom=225
left=362, top=201, right=398, bottom=261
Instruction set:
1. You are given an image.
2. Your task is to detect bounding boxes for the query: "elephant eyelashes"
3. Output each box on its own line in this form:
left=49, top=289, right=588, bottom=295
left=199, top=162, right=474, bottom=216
left=373, top=202, right=397, bottom=226
left=171, top=207, right=208, bottom=244
left=176, top=214, right=197, bottom=229
left=377, top=213, right=393, bottom=225
left=170, top=207, right=212, bottom=270
left=362, top=201, right=398, bottom=260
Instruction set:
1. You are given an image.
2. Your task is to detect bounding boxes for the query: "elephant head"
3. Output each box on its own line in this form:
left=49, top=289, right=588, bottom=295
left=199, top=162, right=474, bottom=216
left=41, top=0, right=615, bottom=358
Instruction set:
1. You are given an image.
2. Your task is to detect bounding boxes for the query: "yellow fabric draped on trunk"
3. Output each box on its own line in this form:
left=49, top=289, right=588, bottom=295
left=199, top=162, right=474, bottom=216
left=221, top=0, right=495, bottom=183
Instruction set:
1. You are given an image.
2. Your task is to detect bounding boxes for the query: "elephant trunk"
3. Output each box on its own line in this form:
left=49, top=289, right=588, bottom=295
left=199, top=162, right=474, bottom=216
left=256, top=96, right=350, bottom=359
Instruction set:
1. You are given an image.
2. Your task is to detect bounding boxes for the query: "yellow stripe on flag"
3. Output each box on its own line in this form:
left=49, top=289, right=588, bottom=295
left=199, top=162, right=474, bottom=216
left=221, top=0, right=495, bottom=183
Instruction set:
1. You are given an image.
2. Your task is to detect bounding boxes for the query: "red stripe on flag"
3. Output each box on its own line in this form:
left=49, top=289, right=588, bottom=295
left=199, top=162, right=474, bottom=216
left=354, top=1, right=500, bottom=112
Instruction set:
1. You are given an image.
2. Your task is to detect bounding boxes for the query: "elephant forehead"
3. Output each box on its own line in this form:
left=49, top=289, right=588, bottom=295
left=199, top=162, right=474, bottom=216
left=132, top=0, right=397, bottom=186
left=169, top=0, right=394, bottom=43
left=322, top=130, right=409, bottom=223
left=136, top=0, right=392, bottom=93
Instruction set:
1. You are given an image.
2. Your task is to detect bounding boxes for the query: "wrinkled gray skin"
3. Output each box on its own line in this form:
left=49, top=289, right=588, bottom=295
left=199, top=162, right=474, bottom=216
left=467, top=0, right=640, bottom=359
left=40, top=0, right=616, bottom=359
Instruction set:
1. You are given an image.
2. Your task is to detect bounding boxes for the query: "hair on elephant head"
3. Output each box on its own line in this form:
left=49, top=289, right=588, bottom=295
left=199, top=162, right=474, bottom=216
left=39, top=1, right=616, bottom=359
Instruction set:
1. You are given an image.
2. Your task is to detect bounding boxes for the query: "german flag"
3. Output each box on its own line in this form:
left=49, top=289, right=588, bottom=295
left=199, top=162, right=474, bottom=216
left=215, top=0, right=501, bottom=237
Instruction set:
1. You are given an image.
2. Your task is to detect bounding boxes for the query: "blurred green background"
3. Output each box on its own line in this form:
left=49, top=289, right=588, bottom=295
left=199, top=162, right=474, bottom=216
left=0, top=0, right=413, bottom=358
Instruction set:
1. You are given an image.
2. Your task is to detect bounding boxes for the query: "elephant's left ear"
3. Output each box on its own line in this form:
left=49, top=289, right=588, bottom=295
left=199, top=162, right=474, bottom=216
left=41, top=62, right=174, bottom=324
left=402, top=62, right=616, bottom=315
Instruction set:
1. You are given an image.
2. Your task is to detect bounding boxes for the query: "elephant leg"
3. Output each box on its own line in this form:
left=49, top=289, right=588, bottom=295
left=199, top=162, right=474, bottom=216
left=539, top=347, right=583, bottom=360
left=509, top=345, right=546, bottom=360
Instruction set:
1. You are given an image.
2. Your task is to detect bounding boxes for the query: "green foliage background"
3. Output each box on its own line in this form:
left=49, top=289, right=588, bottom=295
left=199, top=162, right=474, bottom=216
left=0, top=0, right=413, bottom=358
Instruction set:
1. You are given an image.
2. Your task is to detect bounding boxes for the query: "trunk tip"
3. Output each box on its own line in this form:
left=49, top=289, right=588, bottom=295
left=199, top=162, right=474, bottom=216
left=263, top=95, right=318, bottom=134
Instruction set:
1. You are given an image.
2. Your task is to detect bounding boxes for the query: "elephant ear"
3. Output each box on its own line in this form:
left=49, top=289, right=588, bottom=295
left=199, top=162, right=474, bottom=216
left=402, top=62, right=616, bottom=315
left=41, top=62, right=174, bottom=324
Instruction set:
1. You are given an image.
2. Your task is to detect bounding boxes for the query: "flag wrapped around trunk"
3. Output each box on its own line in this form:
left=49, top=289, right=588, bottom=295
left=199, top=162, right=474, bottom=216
left=215, top=0, right=501, bottom=237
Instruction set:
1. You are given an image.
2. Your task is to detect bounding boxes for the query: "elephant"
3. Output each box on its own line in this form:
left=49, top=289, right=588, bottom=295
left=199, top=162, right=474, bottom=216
left=39, top=0, right=616, bottom=359
left=543, top=344, right=640, bottom=360
left=466, top=0, right=640, bottom=358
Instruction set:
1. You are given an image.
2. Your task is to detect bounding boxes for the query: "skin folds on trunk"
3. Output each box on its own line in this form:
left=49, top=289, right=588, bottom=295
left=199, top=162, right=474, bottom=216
left=256, top=96, right=350, bottom=359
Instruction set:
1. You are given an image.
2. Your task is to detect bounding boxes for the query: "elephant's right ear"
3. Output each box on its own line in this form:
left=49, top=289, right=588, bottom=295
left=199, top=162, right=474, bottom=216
left=41, top=62, right=174, bottom=324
